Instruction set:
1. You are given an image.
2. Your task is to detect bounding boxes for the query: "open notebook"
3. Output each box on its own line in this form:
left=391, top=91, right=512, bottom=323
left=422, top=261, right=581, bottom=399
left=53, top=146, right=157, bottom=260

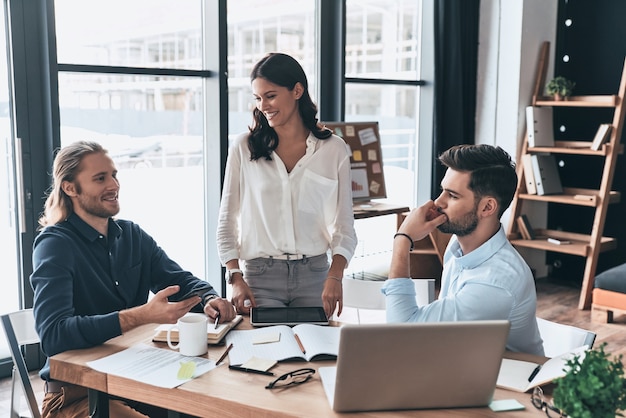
left=319, top=321, right=510, bottom=413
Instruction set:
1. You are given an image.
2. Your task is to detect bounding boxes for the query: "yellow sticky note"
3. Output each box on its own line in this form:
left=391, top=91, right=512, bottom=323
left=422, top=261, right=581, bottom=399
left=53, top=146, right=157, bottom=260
left=253, top=332, right=281, bottom=344
left=243, top=356, right=277, bottom=372
left=353, top=150, right=363, bottom=161
left=177, top=361, right=196, bottom=380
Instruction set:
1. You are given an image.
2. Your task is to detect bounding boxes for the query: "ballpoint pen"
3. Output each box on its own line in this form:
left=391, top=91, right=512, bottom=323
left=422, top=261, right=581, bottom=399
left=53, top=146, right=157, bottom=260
left=229, top=365, right=275, bottom=376
left=214, top=313, right=220, bottom=330
left=528, top=365, right=542, bottom=382
left=216, top=343, right=233, bottom=366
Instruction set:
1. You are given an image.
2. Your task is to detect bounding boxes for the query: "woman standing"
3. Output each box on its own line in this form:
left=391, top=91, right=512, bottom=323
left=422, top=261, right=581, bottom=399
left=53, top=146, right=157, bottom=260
left=217, top=52, right=357, bottom=318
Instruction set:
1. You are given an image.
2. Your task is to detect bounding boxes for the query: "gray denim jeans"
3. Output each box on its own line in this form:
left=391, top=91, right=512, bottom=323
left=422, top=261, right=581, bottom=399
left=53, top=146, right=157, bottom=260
left=243, top=253, right=330, bottom=307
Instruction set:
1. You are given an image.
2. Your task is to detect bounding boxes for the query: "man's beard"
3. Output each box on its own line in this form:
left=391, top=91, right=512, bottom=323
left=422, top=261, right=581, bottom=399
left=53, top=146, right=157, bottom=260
left=437, top=206, right=479, bottom=237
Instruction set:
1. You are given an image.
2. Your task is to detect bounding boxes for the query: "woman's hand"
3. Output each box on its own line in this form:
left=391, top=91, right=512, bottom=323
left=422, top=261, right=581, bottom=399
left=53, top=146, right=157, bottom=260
left=322, top=277, right=343, bottom=319
left=231, top=281, right=256, bottom=315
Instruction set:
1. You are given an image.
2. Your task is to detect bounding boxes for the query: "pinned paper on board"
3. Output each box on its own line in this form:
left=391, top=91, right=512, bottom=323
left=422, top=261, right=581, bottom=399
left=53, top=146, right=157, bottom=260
left=351, top=169, right=369, bottom=199
left=358, top=127, right=378, bottom=146
left=369, top=180, right=381, bottom=195
left=322, top=121, right=387, bottom=202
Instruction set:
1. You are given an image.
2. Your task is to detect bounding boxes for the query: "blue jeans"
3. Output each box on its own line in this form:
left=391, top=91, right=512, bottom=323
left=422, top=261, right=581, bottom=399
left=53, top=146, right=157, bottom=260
left=243, top=253, right=329, bottom=307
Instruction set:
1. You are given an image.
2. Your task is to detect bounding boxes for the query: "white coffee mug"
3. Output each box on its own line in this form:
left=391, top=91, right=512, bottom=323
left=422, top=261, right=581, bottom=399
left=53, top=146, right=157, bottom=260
left=167, top=313, right=208, bottom=356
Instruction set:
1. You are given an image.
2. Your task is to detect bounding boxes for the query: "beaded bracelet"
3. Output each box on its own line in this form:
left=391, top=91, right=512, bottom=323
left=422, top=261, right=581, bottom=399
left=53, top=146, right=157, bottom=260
left=393, top=232, right=415, bottom=251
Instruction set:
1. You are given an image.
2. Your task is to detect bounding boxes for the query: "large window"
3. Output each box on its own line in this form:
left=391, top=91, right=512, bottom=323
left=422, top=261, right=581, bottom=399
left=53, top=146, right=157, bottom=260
left=223, top=1, right=425, bottom=278
left=345, top=0, right=423, bottom=276
left=345, top=0, right=421, bottom=203
left=54, top=0, right=210, bottom=279
left=1, top=0, right=429, bottom=379
left=227, top=0, right=317, bottom=139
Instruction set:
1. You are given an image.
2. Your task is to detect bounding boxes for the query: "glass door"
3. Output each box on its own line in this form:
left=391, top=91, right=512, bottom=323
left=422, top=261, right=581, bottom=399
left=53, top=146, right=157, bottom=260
left=0, top=0, right=21, bottom=358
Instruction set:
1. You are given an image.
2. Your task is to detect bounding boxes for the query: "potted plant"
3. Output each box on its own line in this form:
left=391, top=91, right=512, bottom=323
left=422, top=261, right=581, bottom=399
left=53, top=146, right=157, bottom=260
left=552, top=343, right=626, bottom=418
left=546, top=76, right=576, bottom=100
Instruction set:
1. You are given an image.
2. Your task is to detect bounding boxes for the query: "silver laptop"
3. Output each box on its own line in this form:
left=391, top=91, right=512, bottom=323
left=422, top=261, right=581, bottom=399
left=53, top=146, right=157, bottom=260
left=319, top=320, right=510, bottom=413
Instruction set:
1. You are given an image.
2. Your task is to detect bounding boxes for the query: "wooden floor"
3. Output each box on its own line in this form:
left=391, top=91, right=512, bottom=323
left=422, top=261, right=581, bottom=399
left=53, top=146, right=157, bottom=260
left=1, top=278, right=625, bottom=416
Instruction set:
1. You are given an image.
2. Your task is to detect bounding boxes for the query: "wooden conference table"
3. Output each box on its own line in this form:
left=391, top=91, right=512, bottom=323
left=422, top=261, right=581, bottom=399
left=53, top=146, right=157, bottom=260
left=50, top=320, right=549, bottom=418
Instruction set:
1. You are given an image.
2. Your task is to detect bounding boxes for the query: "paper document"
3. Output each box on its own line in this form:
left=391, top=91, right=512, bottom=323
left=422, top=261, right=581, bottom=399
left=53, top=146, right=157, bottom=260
left=87, top=343, right=216, bottom=388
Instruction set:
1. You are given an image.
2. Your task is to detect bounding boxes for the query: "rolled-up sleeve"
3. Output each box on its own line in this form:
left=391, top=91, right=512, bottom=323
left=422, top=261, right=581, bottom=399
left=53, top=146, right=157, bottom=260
left=382, top=278, right=514, bottom=323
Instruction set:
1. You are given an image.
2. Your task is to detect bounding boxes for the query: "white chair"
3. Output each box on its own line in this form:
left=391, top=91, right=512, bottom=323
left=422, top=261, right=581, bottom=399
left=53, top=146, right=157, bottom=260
left=536, top=317, right=596, bottom=358
left=1, top=309, right=42, bottom=418
left=341, top=278, right=435, bottom=324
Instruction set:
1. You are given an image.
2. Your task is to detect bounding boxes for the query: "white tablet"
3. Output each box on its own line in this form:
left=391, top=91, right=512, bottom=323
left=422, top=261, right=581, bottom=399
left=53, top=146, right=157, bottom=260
left=250, top=307, right=329, bottom=327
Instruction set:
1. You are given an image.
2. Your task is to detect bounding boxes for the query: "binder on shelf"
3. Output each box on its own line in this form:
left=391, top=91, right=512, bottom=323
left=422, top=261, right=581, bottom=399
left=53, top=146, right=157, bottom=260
left=530, top=154, right=563, bottom=195
left=516, top=215, right=535, bottom=240
left=590, top=123, right=612, bottom=151
left=526, top=106, right=554, bottom=147
left=521, top=154, right=537, bottom=194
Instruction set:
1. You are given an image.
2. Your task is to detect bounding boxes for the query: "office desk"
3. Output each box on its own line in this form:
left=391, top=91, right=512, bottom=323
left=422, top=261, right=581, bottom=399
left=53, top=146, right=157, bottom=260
left=50, top=322, right=547, bottom=418
left=352, top=202, right=409, bottom=220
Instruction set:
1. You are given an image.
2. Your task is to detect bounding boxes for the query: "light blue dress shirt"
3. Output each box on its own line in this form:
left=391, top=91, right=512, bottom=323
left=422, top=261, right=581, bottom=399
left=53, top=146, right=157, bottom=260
left=382, top=225, right=544, bottom=355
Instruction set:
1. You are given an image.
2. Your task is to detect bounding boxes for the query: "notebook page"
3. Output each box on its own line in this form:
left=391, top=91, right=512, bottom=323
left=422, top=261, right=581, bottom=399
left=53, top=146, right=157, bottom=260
left=293, top=324, right=340, bottom=360
left=225, top=325, right=302, bottom=365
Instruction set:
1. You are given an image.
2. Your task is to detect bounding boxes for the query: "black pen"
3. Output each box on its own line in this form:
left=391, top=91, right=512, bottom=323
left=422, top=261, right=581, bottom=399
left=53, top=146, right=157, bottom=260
left=214, top=313, right=220, bottom=330
left=528, top=365, right=542, bottom=382
left=229, top=365, right=275, bottom=376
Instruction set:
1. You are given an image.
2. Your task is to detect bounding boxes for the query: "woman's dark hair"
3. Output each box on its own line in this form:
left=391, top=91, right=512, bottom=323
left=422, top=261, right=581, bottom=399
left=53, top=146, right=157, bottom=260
left=247, top=52, right=331, bottom=160
left=438, top=144, right=518, bottom=218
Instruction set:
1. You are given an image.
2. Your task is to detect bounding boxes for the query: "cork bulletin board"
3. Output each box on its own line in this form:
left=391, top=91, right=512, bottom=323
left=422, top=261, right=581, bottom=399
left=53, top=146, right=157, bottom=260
left=323, top=121, right=387, bottom=202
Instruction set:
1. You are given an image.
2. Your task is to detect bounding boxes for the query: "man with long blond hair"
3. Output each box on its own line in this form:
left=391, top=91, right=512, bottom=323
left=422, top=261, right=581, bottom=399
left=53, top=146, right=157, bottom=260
left=31, top=141, right=235, bottom=418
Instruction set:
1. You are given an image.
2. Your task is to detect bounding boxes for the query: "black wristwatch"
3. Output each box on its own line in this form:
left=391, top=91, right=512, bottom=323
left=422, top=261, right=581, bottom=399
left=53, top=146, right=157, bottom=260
left=225, top=268, right=244, bottom=284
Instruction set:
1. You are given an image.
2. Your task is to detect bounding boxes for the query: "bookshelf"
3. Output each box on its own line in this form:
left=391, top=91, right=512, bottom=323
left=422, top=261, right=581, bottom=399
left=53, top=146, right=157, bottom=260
left=506, top=42, right=626, bottom=309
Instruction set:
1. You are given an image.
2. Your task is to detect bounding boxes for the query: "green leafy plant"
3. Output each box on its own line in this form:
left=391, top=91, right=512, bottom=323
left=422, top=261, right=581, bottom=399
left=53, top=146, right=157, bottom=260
left=553, top=343, right=626, bottom=418
left=546, top=76, right=576, bottom=99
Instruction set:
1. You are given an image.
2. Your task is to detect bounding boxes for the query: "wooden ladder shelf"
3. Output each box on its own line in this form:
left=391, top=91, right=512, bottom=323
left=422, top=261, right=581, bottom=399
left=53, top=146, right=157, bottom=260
left=506, top=41, right=626, bottom=310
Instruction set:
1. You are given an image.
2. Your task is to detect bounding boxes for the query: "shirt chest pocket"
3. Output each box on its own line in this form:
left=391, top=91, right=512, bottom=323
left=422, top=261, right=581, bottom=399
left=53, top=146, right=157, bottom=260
left=297, top=170, right=338, bottom=218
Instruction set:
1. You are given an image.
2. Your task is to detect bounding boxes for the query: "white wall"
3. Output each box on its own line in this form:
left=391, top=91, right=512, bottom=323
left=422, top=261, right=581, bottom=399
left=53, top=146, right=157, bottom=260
left=475, top=0, right=558, bottom=277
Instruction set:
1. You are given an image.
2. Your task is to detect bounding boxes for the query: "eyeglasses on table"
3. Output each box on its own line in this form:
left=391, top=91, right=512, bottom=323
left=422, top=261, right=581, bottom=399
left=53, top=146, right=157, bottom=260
left=531, top=386, right=565, bottom=417
left=265, top=368, right=315, bottom=390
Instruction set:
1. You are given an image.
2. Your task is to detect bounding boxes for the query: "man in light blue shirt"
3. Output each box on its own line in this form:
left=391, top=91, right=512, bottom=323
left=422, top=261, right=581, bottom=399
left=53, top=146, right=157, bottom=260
left=382, top=144, right=544, bottom=355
